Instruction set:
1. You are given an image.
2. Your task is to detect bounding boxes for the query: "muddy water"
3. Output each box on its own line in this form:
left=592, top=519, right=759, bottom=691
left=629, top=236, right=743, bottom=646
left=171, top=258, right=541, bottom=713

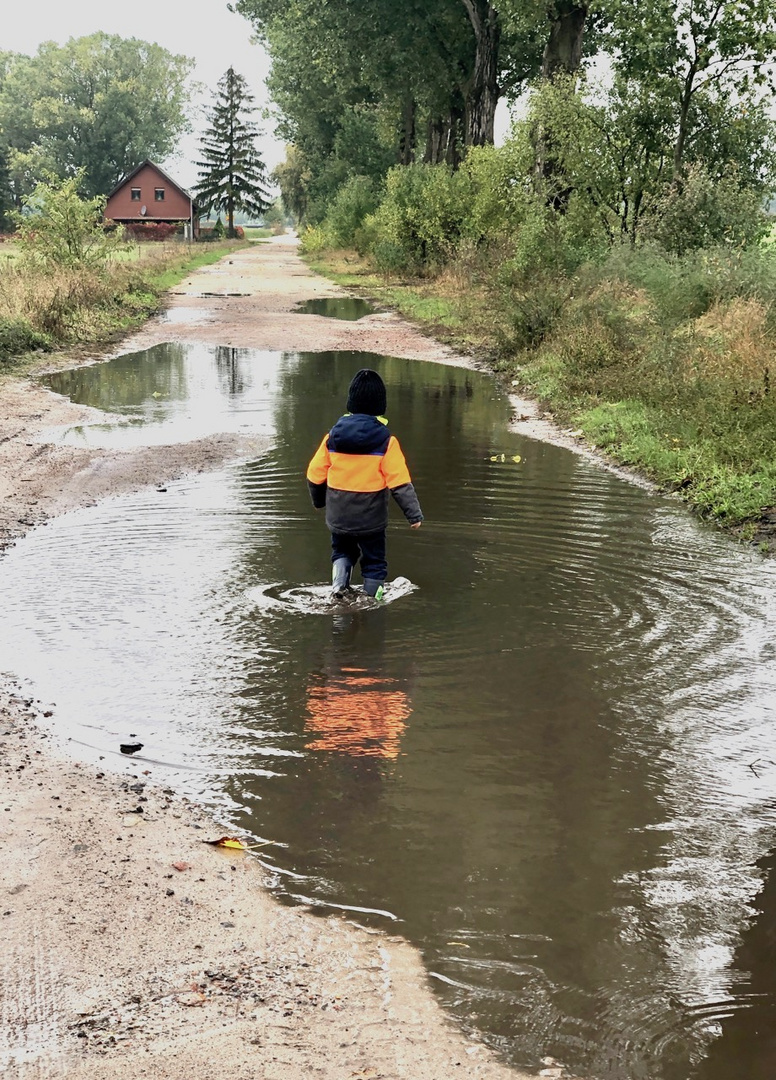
left=6, top=344, right=776, bottom=1079
left=294, top=296, right=376, bottom=319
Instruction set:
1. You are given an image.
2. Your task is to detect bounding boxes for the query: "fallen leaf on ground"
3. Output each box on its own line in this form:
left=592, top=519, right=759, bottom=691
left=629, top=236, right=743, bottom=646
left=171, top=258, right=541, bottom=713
left=202, top=836, right=277, bottom=850
left=203, top=836, right=247, bottom=849
left=172, top=861, right=191, bottom=871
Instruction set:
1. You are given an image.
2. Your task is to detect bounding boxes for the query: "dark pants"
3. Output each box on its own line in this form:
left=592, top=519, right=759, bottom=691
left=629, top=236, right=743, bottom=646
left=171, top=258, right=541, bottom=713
left=331, top=530, right=387, bottom=581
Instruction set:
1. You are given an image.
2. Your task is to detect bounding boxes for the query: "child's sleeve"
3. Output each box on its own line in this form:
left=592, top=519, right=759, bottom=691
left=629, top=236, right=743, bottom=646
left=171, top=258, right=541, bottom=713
left=306, top=434, right=331, bottom=508
left=381, top=436, right=424, bottom=524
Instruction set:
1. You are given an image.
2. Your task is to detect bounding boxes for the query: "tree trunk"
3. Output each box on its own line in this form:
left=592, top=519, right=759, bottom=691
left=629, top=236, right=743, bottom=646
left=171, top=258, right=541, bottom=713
left=541, top=1, right=588, bottom=80
left=446, top=103, right=465, bottom=167
left=399, top=98, right=417, bottom=166
left=424, top=116, right=448, bottom=164
left=534, top=1, right=588, bottom=202
left=461, top=0, right=500, bottom=146
left=673, top=68, right=696, bottom=178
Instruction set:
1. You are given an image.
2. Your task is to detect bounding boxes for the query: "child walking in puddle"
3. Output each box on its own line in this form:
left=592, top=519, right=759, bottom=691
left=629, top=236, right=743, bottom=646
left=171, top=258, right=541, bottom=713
left=306, top=368, right=423, bottom=599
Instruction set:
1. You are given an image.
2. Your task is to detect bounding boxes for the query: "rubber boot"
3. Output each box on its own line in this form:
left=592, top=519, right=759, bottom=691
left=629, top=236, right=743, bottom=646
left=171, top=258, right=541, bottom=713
left=363, top=578, right=385, bottom=601
left=331, top=558, right=352, bottom=598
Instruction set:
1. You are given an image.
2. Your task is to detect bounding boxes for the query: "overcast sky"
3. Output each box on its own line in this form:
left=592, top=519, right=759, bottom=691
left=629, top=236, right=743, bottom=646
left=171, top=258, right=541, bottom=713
left=4, top=0, right=285, bottom=191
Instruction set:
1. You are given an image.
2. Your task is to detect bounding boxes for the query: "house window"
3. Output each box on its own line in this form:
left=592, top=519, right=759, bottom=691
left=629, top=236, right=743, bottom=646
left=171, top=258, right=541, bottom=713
left=154, top=188, right=165, bottom=201
left=130, top=188, right=141, bottom=201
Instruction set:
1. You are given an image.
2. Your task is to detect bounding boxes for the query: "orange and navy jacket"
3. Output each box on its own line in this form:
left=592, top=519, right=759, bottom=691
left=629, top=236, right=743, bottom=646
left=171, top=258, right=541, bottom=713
left=306, top=413, right=423, bottom=535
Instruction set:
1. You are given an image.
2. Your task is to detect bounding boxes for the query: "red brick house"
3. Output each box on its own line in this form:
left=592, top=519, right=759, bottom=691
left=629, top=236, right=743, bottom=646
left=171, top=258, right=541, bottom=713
left=105, top=161, right=200, bottom=237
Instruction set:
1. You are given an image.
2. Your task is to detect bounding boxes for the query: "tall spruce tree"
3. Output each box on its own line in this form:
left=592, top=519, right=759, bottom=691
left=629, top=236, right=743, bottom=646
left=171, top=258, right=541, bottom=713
left=195, top=68, right=270, bottom=235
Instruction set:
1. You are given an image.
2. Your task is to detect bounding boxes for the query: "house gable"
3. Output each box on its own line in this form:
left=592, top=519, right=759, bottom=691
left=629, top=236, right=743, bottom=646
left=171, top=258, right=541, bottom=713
left=105, top=161, right=198, bottom=224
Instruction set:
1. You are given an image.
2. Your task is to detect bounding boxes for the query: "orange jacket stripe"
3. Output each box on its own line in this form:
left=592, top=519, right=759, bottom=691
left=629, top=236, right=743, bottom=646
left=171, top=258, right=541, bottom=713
left=306, top=435, right=411, bottom=493
left=306, top=434, right=330, bottom=485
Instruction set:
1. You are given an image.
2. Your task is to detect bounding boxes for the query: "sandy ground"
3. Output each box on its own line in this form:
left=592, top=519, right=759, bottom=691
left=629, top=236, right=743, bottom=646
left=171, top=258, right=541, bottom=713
left=0, top=238, right=559, bottom=1080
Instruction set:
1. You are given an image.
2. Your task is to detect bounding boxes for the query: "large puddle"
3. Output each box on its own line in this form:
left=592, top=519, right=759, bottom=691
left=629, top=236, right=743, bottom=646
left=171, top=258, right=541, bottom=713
left=5, top=344, right=776, bottom=1079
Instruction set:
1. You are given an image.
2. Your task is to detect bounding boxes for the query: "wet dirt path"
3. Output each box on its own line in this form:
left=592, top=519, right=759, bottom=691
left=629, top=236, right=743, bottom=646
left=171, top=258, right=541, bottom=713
left=1, top=239, right=538, bottom=1080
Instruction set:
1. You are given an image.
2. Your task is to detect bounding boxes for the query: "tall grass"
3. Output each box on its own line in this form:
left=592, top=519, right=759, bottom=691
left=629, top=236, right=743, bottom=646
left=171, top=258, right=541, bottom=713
left=0, top=241, right=243, bottom=369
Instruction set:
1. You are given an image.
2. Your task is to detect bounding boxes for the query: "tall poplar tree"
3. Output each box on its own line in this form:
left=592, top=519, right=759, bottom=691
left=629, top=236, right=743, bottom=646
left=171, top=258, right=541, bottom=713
left=194, top=67, right=271, bottom=235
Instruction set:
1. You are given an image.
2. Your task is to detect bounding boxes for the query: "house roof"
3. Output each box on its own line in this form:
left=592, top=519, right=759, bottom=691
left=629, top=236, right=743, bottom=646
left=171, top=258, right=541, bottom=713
left=106, top=160, right=198, bottom=206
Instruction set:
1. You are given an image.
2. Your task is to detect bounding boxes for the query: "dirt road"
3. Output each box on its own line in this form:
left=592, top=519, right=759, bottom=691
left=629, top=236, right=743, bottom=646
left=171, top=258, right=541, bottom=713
left=0, top=239, right=541, bottom=1080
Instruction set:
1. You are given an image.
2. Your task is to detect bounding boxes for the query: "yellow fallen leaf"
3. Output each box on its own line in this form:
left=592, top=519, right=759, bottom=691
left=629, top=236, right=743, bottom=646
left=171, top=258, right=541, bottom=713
left=203, top=836, right=247, bottom=849
left=489, top=455, right=499, bottom=462
left=511, top=454, right=522, bottom=464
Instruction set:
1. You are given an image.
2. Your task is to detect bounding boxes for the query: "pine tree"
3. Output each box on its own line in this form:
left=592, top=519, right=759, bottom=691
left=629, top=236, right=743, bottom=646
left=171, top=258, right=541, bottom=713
left=194, top=68, right=271, bottom=236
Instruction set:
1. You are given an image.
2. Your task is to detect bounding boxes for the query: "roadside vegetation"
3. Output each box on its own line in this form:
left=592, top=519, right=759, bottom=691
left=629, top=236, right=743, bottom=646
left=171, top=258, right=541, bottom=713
left=238, top=0, right=776, bottom=543
left=0, top=174, right=244, bottom=371
left=302, top=164, right=776, bottom=538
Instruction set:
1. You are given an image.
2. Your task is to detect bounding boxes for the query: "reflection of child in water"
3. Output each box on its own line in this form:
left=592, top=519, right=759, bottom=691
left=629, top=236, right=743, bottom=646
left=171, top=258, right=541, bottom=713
left=306, top=369, right=423, bottom=599
left=304, top=612, right=413, bottom=760
left=305, top=666, right=411, bottom=759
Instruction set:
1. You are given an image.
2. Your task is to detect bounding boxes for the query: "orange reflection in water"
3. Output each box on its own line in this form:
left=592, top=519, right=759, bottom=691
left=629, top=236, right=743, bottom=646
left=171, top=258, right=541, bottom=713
left=305, top=666, right=411, bottom=759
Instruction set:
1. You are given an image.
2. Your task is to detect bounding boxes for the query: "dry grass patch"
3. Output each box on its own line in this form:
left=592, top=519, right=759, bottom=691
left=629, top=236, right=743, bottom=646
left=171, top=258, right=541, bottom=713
left=685, top=298, right=773, bottom=384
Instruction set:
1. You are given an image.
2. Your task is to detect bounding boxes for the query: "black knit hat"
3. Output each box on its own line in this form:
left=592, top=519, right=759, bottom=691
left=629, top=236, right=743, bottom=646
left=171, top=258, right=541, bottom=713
left=347, top=369, right=386, bottom=416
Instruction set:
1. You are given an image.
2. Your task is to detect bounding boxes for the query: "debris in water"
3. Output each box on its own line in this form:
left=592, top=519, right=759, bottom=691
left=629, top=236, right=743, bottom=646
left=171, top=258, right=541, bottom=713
left=202, top=836, right=277, bottom=851
left=119, top=742, right=143, bottom=755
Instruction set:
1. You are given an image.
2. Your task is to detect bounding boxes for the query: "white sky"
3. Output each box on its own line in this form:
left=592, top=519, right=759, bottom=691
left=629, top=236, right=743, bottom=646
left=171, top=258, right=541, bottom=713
left=3, top=0, right=285, bottom=191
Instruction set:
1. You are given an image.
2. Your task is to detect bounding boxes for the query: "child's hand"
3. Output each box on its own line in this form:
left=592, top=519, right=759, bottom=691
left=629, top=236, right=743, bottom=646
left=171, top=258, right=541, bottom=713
left=411, top=521, right=422, bottom=530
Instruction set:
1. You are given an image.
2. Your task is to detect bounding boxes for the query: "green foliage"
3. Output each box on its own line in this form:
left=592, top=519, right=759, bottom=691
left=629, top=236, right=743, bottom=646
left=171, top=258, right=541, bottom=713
left=0, top=146, right=13, bottom=232
left=0, top=317, right=51, bottom=366
left=0, top=35, right=193, bottom=199
left=194, top=68, right=271, bottom=235
left=299, top=226, right=329, bottom=255
left=274, top=145, right=311, bottom=222
left=16, top=173, right=128, bottom=267
left=642, top=163, right=769, bottom=254
left=262, top=201, right=286, bottom=233
left=236, top=0, right=546, bottom=222
left=365, top=163, right=474, bottom=273
left=609, top=0, right=776, bottom=176
left=323, top=175, right=380, bottom=250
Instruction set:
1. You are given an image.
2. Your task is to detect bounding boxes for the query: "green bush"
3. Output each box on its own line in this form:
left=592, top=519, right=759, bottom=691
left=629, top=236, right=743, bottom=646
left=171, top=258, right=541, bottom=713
left=323, top=175, right=380, bottom=250
left=365, top=163, right=474, bottom=274
left=299, top=225, right=330, bottom=254
left=17, top=172, right=128, bottom=267
left=590, top=243, right=776, bottom=329
left=0, top=317, right=51, bottom=365
left=643, top=163, right=770, bottom=254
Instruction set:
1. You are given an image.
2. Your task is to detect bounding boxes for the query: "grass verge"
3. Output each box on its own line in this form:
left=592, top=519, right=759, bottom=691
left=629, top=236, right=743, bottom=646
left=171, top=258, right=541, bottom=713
left=0, top=241, right=246, bottom=376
